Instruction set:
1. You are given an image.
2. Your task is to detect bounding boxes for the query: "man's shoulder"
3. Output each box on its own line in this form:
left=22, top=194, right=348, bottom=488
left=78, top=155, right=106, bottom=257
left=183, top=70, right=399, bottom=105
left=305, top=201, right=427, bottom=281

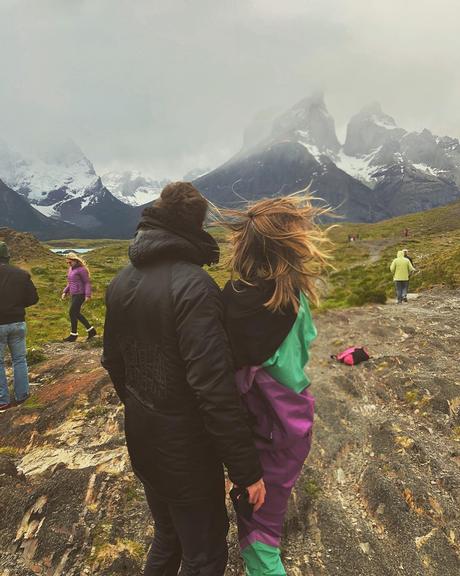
left=171, top=261, right=220, bottom=295
left=1, top=264, right=29, bottom=278
left=108, top=263, right=136, bottom=286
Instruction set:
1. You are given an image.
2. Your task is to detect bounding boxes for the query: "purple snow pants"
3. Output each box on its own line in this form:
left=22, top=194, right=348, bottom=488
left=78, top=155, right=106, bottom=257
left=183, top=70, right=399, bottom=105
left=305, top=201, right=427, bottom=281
left=235, top=366, right=315, bottom=550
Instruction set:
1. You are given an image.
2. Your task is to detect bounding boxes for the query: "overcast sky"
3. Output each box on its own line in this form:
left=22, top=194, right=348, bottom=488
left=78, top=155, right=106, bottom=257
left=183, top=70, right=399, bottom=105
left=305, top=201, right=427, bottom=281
left=1, top=0, right=460, bottom=178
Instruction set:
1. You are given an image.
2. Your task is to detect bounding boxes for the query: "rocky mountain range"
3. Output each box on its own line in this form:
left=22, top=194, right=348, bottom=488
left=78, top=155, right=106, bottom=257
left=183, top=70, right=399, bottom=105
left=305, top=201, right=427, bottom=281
left=1, top=95, right=460, bottom=238
left=194, top=95, right=460, bottom=221
left=0, top=140, right=143, bottom=239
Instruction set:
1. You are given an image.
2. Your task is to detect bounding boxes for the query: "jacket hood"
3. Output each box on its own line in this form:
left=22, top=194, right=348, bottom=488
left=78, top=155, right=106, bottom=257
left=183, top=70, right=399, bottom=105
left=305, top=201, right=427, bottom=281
left=129, top=206, right=219, bottom=268
left=397, top=250, right=404, bottom=258
left=223, top=280, right=297, bottom=368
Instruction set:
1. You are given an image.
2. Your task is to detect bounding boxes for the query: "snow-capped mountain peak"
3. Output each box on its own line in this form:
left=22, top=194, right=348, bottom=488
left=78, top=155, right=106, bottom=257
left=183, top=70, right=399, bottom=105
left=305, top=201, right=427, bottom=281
left=101, top=170, right=168, bottom=206
left=344, top=103, right=406, bottom=157
left=0, top=139, right=99, bottom=204
left=271, top=92, right=341, bottom=154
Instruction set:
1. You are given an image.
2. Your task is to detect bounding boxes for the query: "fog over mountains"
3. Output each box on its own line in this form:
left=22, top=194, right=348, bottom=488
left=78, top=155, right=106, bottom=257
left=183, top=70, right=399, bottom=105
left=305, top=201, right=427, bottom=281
left=194, top=94, right=460, bottom=221
left=1, top=94, right=460, bottom=238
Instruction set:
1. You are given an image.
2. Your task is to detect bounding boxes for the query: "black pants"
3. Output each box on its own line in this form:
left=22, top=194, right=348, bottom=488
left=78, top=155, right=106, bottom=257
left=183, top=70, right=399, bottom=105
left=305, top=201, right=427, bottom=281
left=143, top=484, right=229, bottom=576
left=69, top=294, right=91, bottom=333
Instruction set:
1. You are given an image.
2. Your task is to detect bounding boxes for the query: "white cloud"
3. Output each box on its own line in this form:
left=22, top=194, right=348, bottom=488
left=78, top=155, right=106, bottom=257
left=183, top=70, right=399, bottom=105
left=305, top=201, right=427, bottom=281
left=0, top=0, right=459, bottom=177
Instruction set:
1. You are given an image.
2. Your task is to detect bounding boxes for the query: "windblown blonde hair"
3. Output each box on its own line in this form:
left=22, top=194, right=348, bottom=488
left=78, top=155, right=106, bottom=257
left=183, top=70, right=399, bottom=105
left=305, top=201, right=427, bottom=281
left=66, top=252, right=90, bottom=277
left=216, top=192, right=334, bottom=312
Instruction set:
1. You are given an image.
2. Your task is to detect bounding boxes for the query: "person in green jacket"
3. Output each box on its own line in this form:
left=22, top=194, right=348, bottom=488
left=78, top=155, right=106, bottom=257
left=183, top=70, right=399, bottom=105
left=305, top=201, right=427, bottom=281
left=390, top=250, right=415, bottom=303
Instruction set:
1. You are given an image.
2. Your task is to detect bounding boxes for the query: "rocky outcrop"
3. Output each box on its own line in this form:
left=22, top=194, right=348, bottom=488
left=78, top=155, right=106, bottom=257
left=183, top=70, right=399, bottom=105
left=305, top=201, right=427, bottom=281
left=271, top=93, right=341, bottom=154
left=0, top=228, right=59, bottom=262
left=343, top=103, right=406, bottom=157
left=372, top=163, right=460, bottom=218
left=0, top=290, right=459, bottom=575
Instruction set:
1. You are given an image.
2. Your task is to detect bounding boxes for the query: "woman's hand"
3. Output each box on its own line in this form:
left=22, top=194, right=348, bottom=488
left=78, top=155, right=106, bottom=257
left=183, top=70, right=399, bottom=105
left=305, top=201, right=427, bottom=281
left=61, top=292, right=68, bottom=300
left=85, top=296, right=91, bottom=302
left=246, top=478, right=266, bottom=512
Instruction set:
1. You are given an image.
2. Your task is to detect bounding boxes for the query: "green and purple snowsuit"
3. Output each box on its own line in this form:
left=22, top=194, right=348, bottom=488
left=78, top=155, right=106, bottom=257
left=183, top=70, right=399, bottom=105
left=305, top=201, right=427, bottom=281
left=224, top=281, right=316, bottom=575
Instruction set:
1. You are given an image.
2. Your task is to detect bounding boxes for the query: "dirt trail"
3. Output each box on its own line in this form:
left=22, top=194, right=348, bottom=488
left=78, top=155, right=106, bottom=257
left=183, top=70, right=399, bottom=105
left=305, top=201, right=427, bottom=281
left=0, top=290, right=459, bottom=575
left=350, top=238, right=396, bottom=267
left=275, top=288, right=460, bottom=576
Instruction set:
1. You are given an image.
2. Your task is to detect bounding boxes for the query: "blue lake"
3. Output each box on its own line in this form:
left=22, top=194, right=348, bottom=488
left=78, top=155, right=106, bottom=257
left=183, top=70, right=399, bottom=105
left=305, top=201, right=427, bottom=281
left=50, top=248, right=94, bottom=254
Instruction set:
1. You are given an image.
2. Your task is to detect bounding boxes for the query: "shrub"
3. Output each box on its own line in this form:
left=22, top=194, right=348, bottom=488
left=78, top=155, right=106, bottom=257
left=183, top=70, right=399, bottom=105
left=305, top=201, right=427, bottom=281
left=346, top=289, right=387, bottom=307
left=27, top=347, right=47, bottom=365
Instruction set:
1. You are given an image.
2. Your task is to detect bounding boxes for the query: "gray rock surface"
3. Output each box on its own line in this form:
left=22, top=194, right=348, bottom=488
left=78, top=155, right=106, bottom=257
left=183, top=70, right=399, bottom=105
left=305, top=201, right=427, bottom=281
left=1, top=289, right=459, bottom=575
left=344, top=103, right=406, bottom=157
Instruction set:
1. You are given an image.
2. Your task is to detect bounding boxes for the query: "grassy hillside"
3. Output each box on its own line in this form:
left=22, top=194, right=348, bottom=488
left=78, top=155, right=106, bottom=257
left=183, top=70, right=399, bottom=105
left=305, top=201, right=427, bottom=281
left=323, top=200, right=460, bottom=308
left=8, top=199, right=460, bottom=350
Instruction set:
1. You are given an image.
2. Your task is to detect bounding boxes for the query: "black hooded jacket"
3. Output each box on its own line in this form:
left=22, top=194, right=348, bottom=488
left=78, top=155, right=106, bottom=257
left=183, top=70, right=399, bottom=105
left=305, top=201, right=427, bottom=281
left=0, top=263, right=39, bottom=325
left=102, top=209, right=262, bottom=503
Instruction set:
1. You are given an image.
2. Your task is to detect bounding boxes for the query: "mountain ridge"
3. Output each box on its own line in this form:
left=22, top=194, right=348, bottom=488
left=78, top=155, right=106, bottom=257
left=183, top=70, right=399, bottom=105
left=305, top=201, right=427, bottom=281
left=2, top=95, right=460, bottom=238
left=194, top=95, right=460, bottom=221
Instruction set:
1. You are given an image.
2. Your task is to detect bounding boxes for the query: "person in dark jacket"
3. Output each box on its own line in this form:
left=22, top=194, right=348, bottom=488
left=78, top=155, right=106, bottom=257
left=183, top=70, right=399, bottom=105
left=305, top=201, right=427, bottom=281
left=0, top=241, right=39, bottom=411
left=101, top=182, right=265, bottom=576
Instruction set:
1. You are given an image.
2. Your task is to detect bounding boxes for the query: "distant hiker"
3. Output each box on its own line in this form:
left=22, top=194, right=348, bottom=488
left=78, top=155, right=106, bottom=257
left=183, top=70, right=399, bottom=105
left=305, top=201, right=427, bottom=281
left=102, top=182, right=265, bottom=576
left=390, top=250, right=415, bottom=304
left=221, top=194, right=331, bottom=576
left=403, top=227, right=409, bottom=238
left=402, top=248, right=414, bottom=266
left=61, top=253, right=96, bottom=342
left=0, top=241, right=39, bottom=412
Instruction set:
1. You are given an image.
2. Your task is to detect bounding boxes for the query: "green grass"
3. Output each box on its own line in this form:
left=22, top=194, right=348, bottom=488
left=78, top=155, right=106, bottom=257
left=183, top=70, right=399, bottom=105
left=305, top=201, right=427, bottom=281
left=14, top=201, right=460, bottom=349
left=321, top=201, right=460, bottom=309
left=23, top=240, right=130, bottom=348
left=22, top=395, right=44, bottom=410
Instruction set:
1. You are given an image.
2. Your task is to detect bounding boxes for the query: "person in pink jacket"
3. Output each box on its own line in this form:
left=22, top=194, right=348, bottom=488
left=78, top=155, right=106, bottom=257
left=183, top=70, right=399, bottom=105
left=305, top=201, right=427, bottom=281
left=61, top=252, right=96, bottom=342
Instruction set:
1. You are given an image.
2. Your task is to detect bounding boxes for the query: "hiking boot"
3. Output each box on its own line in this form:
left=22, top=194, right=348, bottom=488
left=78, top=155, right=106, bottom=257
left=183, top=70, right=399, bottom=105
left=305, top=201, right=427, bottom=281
left=403, top=297, right=408, bottom=302
left=86, top=327, right=97, bottom=341
left=63, top=333, right=78, bottom=342
left=14, top=394, right=30, bottom=407
left=0, top=403, right=11, bottom=412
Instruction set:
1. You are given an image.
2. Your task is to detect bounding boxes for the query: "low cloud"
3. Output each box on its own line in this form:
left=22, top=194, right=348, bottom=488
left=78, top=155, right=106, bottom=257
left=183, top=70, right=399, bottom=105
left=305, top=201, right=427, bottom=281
left=1, top=0, right=459, bottom=177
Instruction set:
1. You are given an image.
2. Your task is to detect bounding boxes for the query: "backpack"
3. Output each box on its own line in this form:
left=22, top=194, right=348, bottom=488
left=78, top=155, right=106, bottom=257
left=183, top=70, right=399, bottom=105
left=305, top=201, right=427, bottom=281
left=332, top=346, right=370, bottom=366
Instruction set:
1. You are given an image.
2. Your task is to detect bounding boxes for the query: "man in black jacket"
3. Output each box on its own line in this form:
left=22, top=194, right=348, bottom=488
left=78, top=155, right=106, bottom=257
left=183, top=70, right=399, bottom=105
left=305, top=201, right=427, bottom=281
left=0, top=241, right=39, bottom=411
left=102, top=183, right=265, bottom=576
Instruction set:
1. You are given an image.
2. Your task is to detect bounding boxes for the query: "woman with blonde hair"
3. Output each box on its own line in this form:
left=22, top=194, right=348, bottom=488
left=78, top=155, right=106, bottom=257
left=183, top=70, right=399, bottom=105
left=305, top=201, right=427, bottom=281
left=61, top=252, right=96, bottom=342
left=220, top=194, right=332, bottom=575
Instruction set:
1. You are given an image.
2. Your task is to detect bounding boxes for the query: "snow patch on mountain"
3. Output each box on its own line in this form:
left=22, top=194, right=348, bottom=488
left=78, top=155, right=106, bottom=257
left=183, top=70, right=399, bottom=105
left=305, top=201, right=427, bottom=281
left=0, top=140, right=98, bottom=203
left=296, top=131, right=323, bottom=162
left=413, top=163, right=444, bottom=177
left=101, top=171, right=167, bottom=206
left=33, top=204, right=60, bottom=219
left=335, top=150, right=381, bottom=186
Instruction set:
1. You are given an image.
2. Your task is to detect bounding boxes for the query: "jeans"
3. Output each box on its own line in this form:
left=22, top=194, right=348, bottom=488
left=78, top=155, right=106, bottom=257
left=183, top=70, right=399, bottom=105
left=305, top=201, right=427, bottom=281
left=69, top=294, right=91, bottom=333
left=395, top=281, right=409, bottom=303
left=0, top=322, right=29, bottom=405
left=143, top=484, right=229, bottom=576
